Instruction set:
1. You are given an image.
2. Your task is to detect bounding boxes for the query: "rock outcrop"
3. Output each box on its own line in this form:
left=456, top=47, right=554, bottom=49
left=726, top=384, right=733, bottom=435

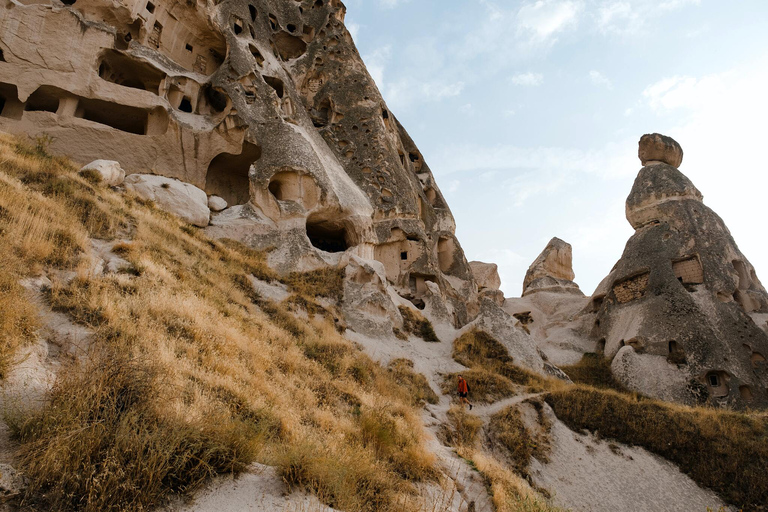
left=522, top=237, right=581, bottom=296
left=505, top=238, right=592, bottom=366
left=0, top=0, right=545, bottom=368
left=81, top=160, right=126, bottom=186
left=0, top=0, right=488, bottom=330
left=589, top=134, right=768, bottom=408
left=124, top=174, right=210, bottom=227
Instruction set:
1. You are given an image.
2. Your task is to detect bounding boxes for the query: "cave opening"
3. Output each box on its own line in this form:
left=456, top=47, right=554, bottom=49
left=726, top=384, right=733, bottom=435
left=306, top=216, right=349, bottom=253
left=205, top=142, right=261, bottom=205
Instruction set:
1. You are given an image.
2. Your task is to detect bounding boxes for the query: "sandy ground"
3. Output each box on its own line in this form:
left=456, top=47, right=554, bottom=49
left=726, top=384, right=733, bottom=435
left=163, top=463, right=337, bottom=512
left=527, top=405, right=729, bottom=512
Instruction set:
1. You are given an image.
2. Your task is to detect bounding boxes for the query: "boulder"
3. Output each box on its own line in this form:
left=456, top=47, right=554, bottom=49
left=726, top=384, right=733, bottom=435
left=80, top=160, right=125, bottom=186
left=208, top=195, right=228, bottom=212
left=469, top=261, right=501, bottom=291
left=124, top=174, right=210, bottom=227
left=638, top=133, right=683, bottom=168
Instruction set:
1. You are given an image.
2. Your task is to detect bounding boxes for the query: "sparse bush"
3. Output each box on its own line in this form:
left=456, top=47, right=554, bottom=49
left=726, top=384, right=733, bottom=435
left=284, top=267, right=345, bottom=301
left=441, top=406, right=483, bottom=447
left=442, top=369, right=517, bottom=404
left=453, top=330, right=545, bottom=388
left=559, top=352, right=627, bottom=391
left=546, top=386, right=768, bottom=510
left=10, top=348, right=257, bottom=512
left=388, top=358, right=439, bottom=406
left=398, top=305, right=440, bottom=342
left=489, top=404, right=551, bottom=476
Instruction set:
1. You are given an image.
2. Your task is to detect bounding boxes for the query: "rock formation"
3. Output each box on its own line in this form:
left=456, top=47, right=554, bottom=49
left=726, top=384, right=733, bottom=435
left=589, top=134, right=768, bottom=408
left=505, top=239, right=592, bottom=366
left=522, top=237, right=581, bottom=296
left=0, top=0, right=547, bottom=367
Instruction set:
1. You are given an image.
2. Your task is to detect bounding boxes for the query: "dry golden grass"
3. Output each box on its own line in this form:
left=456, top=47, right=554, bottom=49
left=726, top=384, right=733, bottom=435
left=453, top=329, right=546, bottom=389
left=440, top=406, right=483, bottom=447
left=546, top=385, right=768, bottom=510
left=488, top=401, right=551, bottom=476
left=0, top=261, right=38, bottom=378
left=388, top=358, right=439, bottom=406
left=398, top=305, right=440, bottom=342
left=558, top=352, right=627, bottom=391
left=456, top=448, right=561, bottom=512
left=0, top=134, right=436, bottom=512
left=441, top=369, right=517, bottom=404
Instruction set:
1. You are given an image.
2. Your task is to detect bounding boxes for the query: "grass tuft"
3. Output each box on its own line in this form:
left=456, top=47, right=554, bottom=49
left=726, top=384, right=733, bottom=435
left=398, top=306, right=439, bottom=342
left=387, top=358, right=439, bottom=406
left=558, top=352, right=627, bottom=391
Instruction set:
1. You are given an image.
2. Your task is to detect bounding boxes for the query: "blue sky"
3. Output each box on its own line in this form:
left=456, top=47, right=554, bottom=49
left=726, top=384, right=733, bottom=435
left=344, top=0, right=768, bottom=296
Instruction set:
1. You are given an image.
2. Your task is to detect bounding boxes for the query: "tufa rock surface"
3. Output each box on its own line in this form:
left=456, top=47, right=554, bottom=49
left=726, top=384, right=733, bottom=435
left=125, top=174, right=210, bottom=227
left=469, top=261, right=501, bottom=291
left=0, top=0, right=544, bottom=362
left=638, top=133, right=683, bottom=168
left=590, top=134, right=768, bottom=409
left=522, top=237, right=581, bottom=296
left=81, top=160, right=126, bottom=186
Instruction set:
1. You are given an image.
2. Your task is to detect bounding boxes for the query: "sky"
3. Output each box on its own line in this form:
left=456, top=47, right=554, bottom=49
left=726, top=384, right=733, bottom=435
left=343, top=0, right=768, bottom=297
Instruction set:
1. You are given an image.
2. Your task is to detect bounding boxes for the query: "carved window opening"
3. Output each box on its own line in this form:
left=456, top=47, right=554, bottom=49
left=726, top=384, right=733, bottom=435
left=25, top=88, right=59, bottom=113
left=145, top=1, right=155, bottom=13
left=149, top=22, right=162, bottom=49
left=233, top=18, right=244, bottom=35
left=250, top=45, right=265, bottom=66
left=0, top=83, right=22, bottom=119
left=98, top=51, right=166, bottom=94
left=178, top=97, right=193, bottom=113
left=705, top=371, right=729, bottom=398
left=401, top=251, right=408, bottom=261
left=612, top=272, right=650, bottom=304
left=672, top=255, right=703, bottom=285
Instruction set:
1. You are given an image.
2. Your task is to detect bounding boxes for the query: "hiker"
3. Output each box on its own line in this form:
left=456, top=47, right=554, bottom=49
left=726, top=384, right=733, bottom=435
left=457, top=375, right=472, bottom=410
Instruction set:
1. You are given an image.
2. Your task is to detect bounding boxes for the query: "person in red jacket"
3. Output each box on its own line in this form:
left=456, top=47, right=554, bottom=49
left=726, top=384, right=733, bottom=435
left=457, top=375, right=472, bottom=410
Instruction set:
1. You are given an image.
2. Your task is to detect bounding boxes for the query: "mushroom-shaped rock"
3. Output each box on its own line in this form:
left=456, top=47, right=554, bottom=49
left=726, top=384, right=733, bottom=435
left=208, top=195, right=228, bottom=212
left=638, top=133, right=684, bottom=168
left=469, top=261, right=501, bottom=291
left=523, top=238, right=580, bottom=295
left=124, top=174, right=210, bottom=227
left=80, top=160, right=125, bottom=186
left=625, top=162, right=703, bottom=230
left=592, top=135, right=768, bottom=410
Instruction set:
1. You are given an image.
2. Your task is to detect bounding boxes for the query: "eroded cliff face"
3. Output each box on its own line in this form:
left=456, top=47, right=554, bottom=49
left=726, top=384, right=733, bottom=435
left=0, top=0, right=492, bottom=331
left=590, top=135, right=768, bottom=409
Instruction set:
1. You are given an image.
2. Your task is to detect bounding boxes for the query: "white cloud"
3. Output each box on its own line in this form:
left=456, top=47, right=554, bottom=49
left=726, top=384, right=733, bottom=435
left=511, top=72, right=544, bottom=86
left=346, top=21, right=360, bottom=42
left=362, top=45, right=392, bottom=90
left=377, top=0, right=410, bottom=8
left=383, top=78, right=464, bottom=110
left=517, top=0, right=583, bottom=45
left=431, top=138, right=636, bottom=180
left=589, top=70, right=613, bottom=89
left=595, top=0, right=701, bottom=35
left=636, top=55, right=768, bottom=288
